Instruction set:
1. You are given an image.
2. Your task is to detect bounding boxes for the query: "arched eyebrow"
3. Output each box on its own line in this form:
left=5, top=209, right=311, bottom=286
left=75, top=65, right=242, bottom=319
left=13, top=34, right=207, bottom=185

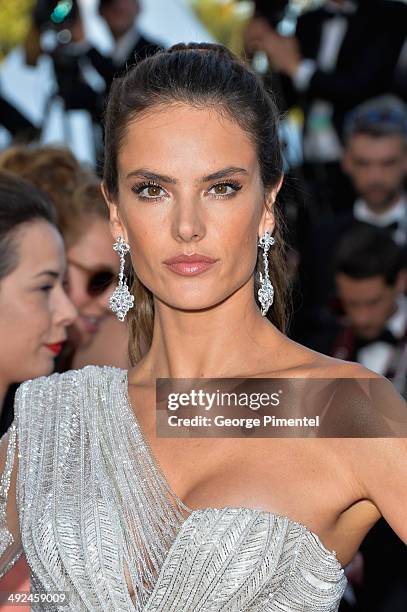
left=126, top=166, right=249, bottom=184
left=34, top=271, right=59, bottom=279
left=201, top=167, right=249, bottom=182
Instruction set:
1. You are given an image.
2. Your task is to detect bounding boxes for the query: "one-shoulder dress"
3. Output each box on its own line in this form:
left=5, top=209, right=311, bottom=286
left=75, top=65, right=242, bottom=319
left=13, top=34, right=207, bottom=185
left=0, top=365, right=351, bottom=610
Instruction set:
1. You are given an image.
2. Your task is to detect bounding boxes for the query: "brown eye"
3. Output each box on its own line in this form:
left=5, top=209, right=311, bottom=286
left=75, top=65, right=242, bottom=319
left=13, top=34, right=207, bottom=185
left=214, top=184, right=228, bottom=195
left=132, top=182, right=167, bottom=200
left=147, top=185, right=162, bottom=197
left=208, top=181, right=242, bottom=198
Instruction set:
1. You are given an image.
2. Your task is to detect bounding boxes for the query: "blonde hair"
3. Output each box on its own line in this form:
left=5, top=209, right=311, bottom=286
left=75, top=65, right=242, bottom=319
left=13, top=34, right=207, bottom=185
left=0, top=145, right=107, bottom=248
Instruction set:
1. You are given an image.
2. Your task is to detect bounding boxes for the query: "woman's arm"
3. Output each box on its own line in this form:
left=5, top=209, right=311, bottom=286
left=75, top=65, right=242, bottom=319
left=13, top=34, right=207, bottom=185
left=350, top=375, right=407, bottom=545
left=0, top=421, right=23, bottom=578
left=356, top=435, right=407, bottom=545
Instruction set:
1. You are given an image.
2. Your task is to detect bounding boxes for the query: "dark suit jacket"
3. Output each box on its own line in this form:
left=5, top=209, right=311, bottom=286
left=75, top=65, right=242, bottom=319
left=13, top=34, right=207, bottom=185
left=278, top=0, right=407, bottom=139
left=0, top=94, right=37, bottom=139
left=87, top=33, right=163, bottom=90
left=292, top=211, right=407, bottom=345
left=53, top=33, right=163, bottom=121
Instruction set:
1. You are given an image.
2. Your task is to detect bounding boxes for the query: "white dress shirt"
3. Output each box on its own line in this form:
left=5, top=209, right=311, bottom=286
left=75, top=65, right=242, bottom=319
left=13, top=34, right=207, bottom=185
left=357, top=293, right=407, bottom=377
left=353, top=195, right=407, bottom=246
left=293, top=1, right=357, bottom=162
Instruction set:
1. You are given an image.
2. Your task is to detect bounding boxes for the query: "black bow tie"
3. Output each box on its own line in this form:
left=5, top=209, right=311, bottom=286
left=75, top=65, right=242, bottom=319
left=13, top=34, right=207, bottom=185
left=355, top=328, right=400, bottom=350
left=322, top=7, right=354, bottom=19
left=361, top=219, right=399, bottom=234
left=382, top=220, right=399, bottom=232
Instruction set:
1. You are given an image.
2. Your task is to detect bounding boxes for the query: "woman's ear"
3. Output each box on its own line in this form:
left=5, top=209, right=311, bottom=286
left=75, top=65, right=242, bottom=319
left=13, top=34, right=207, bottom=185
left=258, top=175, right=284, bottom=240
left=100, top=181, right=127, bottom=242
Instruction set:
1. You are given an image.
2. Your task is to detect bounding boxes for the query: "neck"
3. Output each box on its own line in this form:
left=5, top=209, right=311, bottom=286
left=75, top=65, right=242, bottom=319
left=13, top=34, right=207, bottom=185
left=367, top=192, right=403, bottom=215
left=135, top=279, right=283, bottom=381
left=111, top=25, right=133, bottom=43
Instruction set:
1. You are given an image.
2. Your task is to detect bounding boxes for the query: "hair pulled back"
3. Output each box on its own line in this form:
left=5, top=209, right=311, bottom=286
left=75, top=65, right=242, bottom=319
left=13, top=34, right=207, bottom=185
left=103, top=42, right=291, bottom=365
left=0, top=170, right=57, bottom=283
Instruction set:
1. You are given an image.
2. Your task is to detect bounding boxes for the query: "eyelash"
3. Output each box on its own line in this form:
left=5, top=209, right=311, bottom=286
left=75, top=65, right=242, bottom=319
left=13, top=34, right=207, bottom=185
left=40, top=285, right=53, bottom=292
left=209, top=180, right=243, bottom=199
left=131, top=180, right=243, bottom=201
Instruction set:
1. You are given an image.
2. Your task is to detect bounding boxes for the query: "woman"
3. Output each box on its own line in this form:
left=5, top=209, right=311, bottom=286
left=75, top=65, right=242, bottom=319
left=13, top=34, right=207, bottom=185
left=0, top=170, right=77, bottom=416
left=0, top=44, right=406, bottom=611
left=53, top=177, right=129, bottom=370
left=0, top=146, right=129, bottom=370
left=0, top=170, right=76, bottom=610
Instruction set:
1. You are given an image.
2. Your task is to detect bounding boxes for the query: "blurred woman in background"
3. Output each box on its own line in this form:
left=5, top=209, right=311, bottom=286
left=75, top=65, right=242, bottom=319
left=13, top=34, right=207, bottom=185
left=61, top=178, right=130, bottom=370
left=0, top=170, right=77, bottom=416
left=0, top=170, right=76, bottom=610
left=0, top=145, right=130, bottom=371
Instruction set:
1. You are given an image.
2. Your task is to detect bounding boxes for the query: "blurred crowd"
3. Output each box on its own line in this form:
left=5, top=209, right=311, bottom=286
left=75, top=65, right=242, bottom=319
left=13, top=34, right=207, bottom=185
left=0, top=0, right=406, bottom=611
left=0, top=0, right=163, bottom=164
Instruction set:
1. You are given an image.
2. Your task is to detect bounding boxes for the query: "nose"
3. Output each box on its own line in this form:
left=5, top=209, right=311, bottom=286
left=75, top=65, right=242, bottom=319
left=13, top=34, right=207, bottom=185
left=96, top=284, right=116, bottom=312
left=171, top=197, right=206, bottom=243
left=365, top=164, right=385, bottom=182
left=351, top=309, right=374, bottom=330
left=66, top=266, right=91, bottom=309
left=56, top=287, right=78, bottom=328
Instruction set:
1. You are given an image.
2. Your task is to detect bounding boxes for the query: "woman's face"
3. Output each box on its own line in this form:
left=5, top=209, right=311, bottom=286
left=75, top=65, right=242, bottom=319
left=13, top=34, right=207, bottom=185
left=0, top=221, right=77, bottom=385
left=105, top=104, right=280, bottom=313
left=66, top=217, right=119, bottom=348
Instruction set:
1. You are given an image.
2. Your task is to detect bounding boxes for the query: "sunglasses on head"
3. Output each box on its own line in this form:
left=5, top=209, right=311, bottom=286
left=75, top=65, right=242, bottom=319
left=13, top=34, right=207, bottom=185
left=67, top=260, right=116, bottom=297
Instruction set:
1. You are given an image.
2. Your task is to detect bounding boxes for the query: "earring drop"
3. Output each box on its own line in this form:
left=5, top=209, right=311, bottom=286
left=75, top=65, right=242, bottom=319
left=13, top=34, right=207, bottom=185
left=257, top=231, right=275, bottom=316
left=109, top=236, right=135, bottom=321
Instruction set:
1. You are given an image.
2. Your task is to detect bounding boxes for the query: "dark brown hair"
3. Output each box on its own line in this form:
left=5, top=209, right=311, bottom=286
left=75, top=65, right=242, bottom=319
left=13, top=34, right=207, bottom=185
left=333, top=224, right=405, bottom=285
left=0, top=170, right=57, bottom=282
left=103, top=42, right=291, bottom=365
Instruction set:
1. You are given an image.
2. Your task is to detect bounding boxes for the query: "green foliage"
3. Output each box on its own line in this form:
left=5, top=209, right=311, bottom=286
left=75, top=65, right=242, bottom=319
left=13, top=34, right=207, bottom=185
left=189, top=0, right=254, bottom=55
left=0, top=0, right=34, bottom=60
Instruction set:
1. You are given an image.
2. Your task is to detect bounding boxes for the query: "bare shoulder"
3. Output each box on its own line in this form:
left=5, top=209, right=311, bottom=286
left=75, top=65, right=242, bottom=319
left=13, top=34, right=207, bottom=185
left=310, top=353, right=407, bottom=541
left=260, top=341, right=407, bottom=541
left=303, top=351, right=407, bottom=542
left=309, top=353, right=382, bottom=379
left=272, top=337, right=382, bottom=379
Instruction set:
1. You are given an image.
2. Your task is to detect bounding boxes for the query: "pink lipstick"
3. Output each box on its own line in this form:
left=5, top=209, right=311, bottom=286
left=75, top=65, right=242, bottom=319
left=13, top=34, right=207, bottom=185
left=163, top=253, right=218, bottom=276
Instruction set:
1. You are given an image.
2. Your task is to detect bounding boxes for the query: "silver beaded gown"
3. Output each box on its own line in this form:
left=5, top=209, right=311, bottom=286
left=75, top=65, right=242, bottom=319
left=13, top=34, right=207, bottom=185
left=0, top=365, right=351, bottom=610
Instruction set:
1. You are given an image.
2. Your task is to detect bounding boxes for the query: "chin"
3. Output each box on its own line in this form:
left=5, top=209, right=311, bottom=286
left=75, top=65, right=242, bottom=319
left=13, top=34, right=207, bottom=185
left=69, top=323, right=93, bottom=350
left=364, top=194, right=390, bottom=209
left=155, top=288, right=201, bottom=306
left=163, top=301, right=212, bottom=312
left=23, top=359, right=54, bottom=382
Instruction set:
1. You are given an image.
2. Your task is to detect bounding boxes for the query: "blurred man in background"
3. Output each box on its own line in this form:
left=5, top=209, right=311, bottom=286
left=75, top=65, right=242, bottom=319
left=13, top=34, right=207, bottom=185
left=341, top=96, right=407, bottom=245
left=293, top=96, right=407, bottom=348
left=25, top=0, right=163, bottom=163
left=98, top=0, right=162, bottom=70
left=244, top=0, right=407, bottom=214
left=332, top=224, right=407, bottom=388
left=331, top=224, right=407, bottom=612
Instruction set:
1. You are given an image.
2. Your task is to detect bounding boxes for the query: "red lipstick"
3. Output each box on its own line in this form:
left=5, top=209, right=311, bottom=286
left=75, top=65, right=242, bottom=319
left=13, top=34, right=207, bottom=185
left=163, top=253, right=218, bottom=276
left=45, top=342, right=64, bottom=356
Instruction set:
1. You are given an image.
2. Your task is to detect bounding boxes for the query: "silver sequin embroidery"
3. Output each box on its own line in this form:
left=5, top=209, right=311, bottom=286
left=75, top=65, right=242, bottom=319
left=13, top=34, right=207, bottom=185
left=0, top=366, right=347, bottom=610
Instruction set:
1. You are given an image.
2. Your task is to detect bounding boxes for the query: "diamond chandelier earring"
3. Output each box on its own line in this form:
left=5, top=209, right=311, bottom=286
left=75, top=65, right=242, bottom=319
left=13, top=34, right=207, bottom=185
left=257, top=231, right=275, bottom=316
left=109, top=236, right=135, bottom=322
